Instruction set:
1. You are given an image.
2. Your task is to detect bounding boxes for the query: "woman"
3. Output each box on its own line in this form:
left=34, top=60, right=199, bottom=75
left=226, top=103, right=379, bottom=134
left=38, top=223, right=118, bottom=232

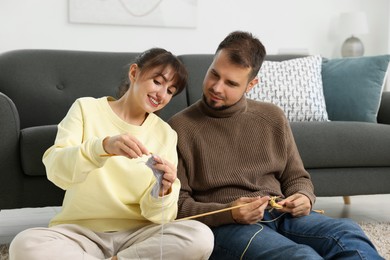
left=9, top=48, right=214, bottom=260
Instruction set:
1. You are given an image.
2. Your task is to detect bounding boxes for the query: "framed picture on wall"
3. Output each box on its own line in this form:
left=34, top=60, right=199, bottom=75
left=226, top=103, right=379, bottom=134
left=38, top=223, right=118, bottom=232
left=68, top=0, right=197, bottom=28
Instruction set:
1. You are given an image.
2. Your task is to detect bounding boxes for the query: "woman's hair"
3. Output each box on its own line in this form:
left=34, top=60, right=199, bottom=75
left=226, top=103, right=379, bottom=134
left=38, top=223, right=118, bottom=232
left=216, top=31, right=266, bottom=81
left=117, top=48, right=188, bottom=98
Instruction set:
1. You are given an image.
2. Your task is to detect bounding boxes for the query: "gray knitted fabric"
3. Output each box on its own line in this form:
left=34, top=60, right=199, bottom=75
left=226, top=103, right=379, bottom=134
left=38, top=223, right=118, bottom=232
left=145, top=155, right=163, bottom=198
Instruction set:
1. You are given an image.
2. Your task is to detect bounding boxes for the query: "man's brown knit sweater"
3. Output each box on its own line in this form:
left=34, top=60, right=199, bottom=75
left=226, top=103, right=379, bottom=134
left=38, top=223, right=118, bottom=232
left=168, top=96, right=315, bottom=227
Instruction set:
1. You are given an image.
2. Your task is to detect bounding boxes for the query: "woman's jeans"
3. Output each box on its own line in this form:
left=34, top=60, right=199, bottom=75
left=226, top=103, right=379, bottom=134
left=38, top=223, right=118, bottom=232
left=210, top=210, right=384, bottom=260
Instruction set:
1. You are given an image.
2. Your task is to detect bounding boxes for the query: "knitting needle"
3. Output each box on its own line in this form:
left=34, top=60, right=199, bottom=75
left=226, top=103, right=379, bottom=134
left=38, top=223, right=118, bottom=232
left=99, top=154, right=118, bottom=157
left=174, top=203, right=252, bottom=222
left=99, top=152, right=154, bottom=157
left=175, top=203, right=325, bottom=222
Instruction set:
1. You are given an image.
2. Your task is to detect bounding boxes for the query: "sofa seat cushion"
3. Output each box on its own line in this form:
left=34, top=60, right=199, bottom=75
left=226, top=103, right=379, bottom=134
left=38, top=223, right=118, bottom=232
left=291, top=121, right=390, bottom=168
left=20, top=125, right=57, bottom=176
left=308, top=167, right=390, bottom=196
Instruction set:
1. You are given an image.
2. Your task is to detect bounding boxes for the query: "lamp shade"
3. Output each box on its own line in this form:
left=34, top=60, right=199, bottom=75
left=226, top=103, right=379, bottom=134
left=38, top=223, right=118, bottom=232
left=339, top=11, right=369, bottom=36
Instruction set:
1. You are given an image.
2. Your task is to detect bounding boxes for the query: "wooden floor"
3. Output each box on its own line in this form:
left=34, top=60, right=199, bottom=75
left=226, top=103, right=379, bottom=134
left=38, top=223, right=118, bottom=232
left=1, top=194, right=390, bottom=244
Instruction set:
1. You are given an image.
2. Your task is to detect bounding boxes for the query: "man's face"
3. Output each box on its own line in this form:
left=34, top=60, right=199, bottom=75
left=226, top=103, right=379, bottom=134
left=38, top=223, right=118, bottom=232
left=202, top=49, right=258, bottom=110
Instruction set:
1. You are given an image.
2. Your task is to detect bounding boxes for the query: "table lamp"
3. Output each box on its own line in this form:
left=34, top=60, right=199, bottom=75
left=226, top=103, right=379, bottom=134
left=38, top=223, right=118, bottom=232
left=340, top=11, right=369, bottom=57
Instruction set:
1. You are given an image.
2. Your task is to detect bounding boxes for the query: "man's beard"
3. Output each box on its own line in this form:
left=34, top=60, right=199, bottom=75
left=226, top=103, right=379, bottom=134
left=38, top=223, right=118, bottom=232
left=206, top=99, right=229, bottom=111
left=205, top=90, right=230, bottom=111
left=205, top=94, right=245, bottom=111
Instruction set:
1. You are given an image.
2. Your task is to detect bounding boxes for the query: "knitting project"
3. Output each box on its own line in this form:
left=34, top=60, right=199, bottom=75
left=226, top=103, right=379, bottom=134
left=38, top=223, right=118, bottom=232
left=145, top=155, right=164, bottom=198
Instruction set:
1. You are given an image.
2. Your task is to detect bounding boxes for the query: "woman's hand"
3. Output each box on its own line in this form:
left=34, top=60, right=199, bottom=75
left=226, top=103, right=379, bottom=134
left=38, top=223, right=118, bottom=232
left=151, top=155, right=177, bottom=196
left=103, top=134, right=149, bottom=158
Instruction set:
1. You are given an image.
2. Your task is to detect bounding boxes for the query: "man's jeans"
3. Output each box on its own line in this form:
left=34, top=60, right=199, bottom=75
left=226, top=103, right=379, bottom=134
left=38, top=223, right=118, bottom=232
left=210, top=210, right=384, bottom=260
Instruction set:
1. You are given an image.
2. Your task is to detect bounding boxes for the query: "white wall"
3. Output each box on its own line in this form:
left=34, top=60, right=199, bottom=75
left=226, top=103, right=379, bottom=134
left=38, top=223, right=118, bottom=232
left=0, top=0, right=389, bottom=58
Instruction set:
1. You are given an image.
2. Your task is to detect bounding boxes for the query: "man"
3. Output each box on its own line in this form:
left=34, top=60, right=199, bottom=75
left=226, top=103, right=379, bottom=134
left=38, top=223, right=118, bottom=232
left=168, top=31, right=383, bottom=259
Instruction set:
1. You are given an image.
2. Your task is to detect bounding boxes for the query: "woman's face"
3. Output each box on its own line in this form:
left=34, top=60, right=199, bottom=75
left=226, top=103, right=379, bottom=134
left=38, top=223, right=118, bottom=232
left=129, top=64, right=178, bottom=114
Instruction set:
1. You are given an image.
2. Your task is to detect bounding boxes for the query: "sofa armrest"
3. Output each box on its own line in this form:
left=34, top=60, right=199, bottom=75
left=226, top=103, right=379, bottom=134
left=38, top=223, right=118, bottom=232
left=0, top=93, right=63, bottom=209
left=0, top=92, right=23, bottom=209
left=378, top=91, right=390, bottom=124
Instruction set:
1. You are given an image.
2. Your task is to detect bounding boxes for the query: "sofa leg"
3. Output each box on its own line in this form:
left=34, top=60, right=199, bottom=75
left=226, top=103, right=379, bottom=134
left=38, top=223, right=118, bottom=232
left=343, top=196, right=351, bottom=205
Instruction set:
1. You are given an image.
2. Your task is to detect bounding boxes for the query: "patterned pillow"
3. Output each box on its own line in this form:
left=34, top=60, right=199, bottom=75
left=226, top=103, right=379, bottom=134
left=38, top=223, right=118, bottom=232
left=246, top=55, right=329, bottom=121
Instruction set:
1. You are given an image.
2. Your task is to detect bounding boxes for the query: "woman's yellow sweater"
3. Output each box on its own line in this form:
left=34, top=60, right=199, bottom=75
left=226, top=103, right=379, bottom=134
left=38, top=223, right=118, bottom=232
left=43, top=97, right=180, bottom=232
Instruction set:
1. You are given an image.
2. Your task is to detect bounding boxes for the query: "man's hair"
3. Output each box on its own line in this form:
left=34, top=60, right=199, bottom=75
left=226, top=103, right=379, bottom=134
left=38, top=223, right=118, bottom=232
left=216, top=31, right=266, bottom=81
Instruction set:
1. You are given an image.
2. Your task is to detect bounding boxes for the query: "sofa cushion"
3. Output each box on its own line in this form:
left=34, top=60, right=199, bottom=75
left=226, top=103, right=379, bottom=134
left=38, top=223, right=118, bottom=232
left=20, top=125, right=57, bottom=176
left=246, top=55, right=329, bottom=122
left=0, top=50, right=140, bottom=129
left=178, top=54, right=214, bottom=106
left=291, top=121, right=390, bottom=168
left=322, top=55, right=390, bottom=122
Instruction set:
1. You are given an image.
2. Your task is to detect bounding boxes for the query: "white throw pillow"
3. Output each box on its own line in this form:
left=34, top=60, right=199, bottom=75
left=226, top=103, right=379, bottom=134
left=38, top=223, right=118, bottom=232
left=246, top=55, right=329, bottom=121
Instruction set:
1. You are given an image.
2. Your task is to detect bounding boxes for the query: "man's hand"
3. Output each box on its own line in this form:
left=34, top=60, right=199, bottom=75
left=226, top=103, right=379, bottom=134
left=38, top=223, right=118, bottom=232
left=231, top=196, right=270, bottom=224
left=277, top=193, right=311, bottom=217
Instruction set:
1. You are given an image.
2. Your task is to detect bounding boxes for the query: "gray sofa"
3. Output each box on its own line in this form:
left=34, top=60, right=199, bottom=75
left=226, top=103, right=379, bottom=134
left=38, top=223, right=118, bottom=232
left=1, top=49, right=390, bottom=210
